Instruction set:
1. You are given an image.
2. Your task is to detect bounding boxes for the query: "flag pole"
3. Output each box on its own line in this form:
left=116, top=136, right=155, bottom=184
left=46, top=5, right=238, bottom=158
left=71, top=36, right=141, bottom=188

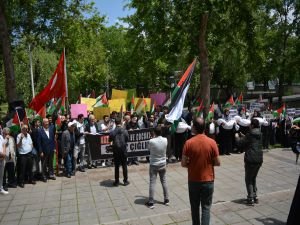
left=29, top=44, right=35, bottom=98
left=64, top=48, right=69, bottom=114
left=14, top=108, right=22, bottom=127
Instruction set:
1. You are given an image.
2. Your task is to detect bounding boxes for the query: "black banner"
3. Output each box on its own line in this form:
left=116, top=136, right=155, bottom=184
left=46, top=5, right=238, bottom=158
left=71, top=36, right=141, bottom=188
left=86, top=128, right=152, bottom=160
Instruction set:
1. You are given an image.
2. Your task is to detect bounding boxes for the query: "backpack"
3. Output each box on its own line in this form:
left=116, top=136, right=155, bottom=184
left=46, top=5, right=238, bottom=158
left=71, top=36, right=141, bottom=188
left=113, top=129, right=126, bottom=150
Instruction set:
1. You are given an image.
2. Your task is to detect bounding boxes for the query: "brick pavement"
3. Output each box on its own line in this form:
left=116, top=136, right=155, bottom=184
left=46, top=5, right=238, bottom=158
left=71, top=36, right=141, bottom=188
left=0, top=148, right=299, bottom=225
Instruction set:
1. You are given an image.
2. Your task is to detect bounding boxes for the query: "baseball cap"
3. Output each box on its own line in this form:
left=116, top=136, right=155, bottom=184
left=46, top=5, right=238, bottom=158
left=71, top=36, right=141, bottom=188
left=68, top=121, right=76, bottom=127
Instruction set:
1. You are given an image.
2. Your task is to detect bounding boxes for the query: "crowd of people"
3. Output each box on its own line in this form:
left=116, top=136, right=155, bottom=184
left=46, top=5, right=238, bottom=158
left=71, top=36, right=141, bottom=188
left=0, top=103, right=300, bottom=225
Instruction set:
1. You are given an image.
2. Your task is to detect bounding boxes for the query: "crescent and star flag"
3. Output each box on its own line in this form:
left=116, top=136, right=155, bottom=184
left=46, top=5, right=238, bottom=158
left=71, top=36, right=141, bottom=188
left=29, top=51, right=67, bottom=112
left=166, top=59, right=197, bottom=123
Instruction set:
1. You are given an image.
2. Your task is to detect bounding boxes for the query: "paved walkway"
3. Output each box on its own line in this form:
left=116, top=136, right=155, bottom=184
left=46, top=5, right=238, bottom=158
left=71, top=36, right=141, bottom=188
left=0, top=148, right=299, bottom=225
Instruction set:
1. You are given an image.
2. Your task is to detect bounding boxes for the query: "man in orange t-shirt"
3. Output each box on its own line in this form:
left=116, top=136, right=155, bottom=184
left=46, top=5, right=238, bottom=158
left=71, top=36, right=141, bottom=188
left=182, top=118, right=220, bottom=225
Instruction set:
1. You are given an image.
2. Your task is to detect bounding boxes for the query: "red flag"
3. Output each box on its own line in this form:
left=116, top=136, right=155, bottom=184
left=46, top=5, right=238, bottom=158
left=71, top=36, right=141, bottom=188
left=102, top=93, right=108, bottom=105
left=29, top=51, right=67, bottom=112
left=37, top=105, right=46, bottom=118
left=12, top=112, right=20, bottom=124
left=196, top=99, right=204, bottom=117
left=235, top=92, right=243, bottom=105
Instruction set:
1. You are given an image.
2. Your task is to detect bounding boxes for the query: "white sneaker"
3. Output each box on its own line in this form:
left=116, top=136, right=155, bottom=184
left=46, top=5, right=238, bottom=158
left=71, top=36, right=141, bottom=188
left=101, top=162, right=106, bottom=167
left=0, top=188, right=9, bottom=195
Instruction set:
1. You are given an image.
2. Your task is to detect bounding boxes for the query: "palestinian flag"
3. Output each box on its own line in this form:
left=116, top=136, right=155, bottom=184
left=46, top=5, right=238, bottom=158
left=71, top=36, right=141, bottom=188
left=195, top=98, right=204, bottom=117
left=130, top=95, right=135, bottom=115
left=136, top=96, right=147, bottom=115
left=6, top=111, right=21, bottom=133
left=206, top=102, right=215, bottom=121
left=55, top=115, right=62, bottom=130
left=273, top=103, right=286, bottom=117
left=35, top=105, right=46, bottom=121
left=166, top=59, right=197, bottom=123
left=224, top=95, right=235, bottom=109
left=150, top=101, right=156, bottom=114
left=235, top=93, right=243, bottom=106
left=93, top=93, right=108, bottom=107
left=47, top=98, right=56, bottom=115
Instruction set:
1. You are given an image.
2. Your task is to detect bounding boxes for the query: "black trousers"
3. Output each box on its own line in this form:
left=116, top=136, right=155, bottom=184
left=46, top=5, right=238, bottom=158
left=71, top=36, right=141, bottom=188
left=3, top=161, right=16, bottom=186
left=114, top=152, right=128, bottom=183
left=18, top=153, right=33, bottom=184
left=174, top=132, right=187, bottom=160
left=41, top=151, right=54, bottom=178
left=245, top=162, right=262, bottom=199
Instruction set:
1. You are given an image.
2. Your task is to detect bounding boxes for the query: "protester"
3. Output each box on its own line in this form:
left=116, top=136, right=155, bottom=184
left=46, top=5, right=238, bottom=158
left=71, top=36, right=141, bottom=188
left=75, top=114, right=86, bottom=172
left=2, top=128, right=16, bottom=189
left=38, top=118, right=56, bottom=182
left=289, top=121, right=300, bottom=164
left=235, top=118, right=263, bottom=206
left=109, top=117, right=129, bottom=186
left=181, top=117, right=220, bottom=225
left=100, top=115, right=114, bottom=133
left=61, top=121, right=77, bottom=178
left=0, top=132, right=8, bottom=194
left=30, top=119, right=42, bottom=180
left=85, top=114, right=100, bottom=168
left=126, top=114, right=139, bottom=166
left=145, top=126, right=169, bottom=209
left=17, top=124, right=35, bottom=188
left=218, top=109, right=234, bottom=155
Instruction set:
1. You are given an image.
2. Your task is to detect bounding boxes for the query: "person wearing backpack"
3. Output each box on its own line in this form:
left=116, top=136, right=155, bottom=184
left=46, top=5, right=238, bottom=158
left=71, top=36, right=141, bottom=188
left=109, top=117, right=129, bottom=186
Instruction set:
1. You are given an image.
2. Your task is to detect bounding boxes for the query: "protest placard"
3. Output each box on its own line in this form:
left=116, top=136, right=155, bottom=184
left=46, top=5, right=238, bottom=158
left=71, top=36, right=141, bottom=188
left=109, top=99, right=126, bottom=112
left=150, top=93, right=168, bottom=106
left=70, top=104, right=88, bottom=118
left=93, top=107, right=110, bottom=120
left=111, top=89, right=128, bottom=99
left=80, top=97, right=96, bottom=111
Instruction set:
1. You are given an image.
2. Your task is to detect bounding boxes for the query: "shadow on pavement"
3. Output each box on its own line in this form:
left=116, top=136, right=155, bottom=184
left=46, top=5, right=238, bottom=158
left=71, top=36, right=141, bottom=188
left=134, top=196, right=148, bottom=205
left=255, top=217, right=285, bottom=225
left=231, top=198, right=247, bottom=205
left=99, top=179, right=115, bottom=187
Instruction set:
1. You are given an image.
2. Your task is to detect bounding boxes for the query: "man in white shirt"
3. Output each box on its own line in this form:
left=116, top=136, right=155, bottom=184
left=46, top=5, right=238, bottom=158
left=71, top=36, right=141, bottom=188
left=145, top=126, right=169, bottom=209
left=17, top=125, right=35, bottom=188
left=0, top=134, right=8, bottom=194
left=75, top=114, right=86, bottom=172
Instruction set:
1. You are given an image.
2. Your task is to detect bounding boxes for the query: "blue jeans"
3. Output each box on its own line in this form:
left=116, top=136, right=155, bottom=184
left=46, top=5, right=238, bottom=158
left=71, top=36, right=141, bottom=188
left=64, top=151, right=73, bottom=175
left=188, top=181, right=214, bottom=225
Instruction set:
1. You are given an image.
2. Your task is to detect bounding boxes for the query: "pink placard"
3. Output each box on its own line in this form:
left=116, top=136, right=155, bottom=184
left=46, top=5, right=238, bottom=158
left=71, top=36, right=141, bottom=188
left=150, top=93, right=168, bottom=106
left=70, top=104, right=88, bottom=118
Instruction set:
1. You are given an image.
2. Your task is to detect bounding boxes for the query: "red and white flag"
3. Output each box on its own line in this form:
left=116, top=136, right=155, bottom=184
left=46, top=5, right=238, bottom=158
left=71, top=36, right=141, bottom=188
left=29, top=51, right=67, bottom=112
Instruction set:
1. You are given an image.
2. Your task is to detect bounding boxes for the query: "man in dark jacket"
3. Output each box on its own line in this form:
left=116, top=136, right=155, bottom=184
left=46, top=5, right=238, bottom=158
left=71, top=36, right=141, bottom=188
left=109, top=117, right=129, bottom=186
left=38, top=118, right=56, bottom=182
left=61, top=121, right=76, bottom=178
left=236, top=118, right=263, bottom=206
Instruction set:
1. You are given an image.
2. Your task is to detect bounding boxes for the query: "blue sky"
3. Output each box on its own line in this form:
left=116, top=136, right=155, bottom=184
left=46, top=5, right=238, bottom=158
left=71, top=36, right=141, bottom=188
left=90, top=0, right=135, bottom=26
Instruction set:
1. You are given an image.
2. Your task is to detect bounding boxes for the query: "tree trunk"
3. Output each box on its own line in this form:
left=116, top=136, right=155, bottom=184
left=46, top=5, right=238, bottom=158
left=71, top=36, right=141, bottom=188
left=0, top=2, right=17, bottom=103
left=198, top=13, right=211, bottom=117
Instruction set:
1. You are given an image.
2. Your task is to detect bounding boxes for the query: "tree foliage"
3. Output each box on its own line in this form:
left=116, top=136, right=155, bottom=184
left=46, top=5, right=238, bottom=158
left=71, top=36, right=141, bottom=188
left=0, top=0, right=299, bottom=107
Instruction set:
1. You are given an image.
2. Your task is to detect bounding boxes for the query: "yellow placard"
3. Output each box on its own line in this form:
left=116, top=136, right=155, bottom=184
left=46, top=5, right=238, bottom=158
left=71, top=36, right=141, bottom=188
left=134, top=98, right=152, bottom=110
left=93, top=107, right=110, bottom=120
left=109, top=99, right=127, bottom=112
left=80, top=97, right=96, bottom=112
left=111, top=89, right=128, bottom=99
